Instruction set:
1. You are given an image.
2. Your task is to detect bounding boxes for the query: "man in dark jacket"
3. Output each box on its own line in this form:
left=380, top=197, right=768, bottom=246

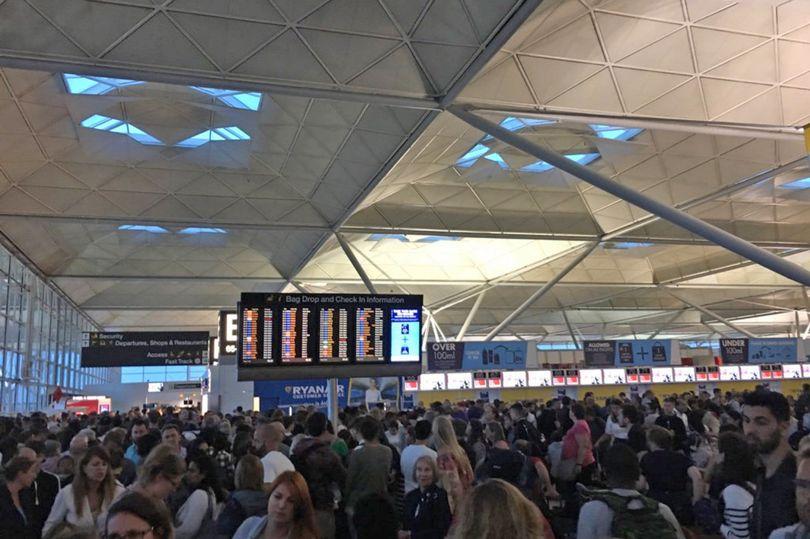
left=19, top=443, right=60, bottom=538
left=656, top=397, right=688, bottom=451
left=292, top=412, right=347, bottom=539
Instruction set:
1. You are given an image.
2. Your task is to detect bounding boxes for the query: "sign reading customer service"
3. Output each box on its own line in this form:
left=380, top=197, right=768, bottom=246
left=426, top=341, right=527, bottom=371
left=81, top=331, right=209, bottom=367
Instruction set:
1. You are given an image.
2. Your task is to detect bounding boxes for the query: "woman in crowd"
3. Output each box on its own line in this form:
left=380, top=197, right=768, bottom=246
left=43, top=445, right=126, bottom=536
left=703, top=431, right=756, bottom=538
left=466, top=419, right=488, bottom=468
left=216, top=454, right=268, bottom=537
left=173, top=451, right=226, bottom=539
left=401, top=455, right=452, bottom=539
left=104, top=491, right=174, bottom=539
left=450, top=478, right=554, bottom=539
left=432, top=415, right=474, bottom=512
left=130, top=444, right=186, bottom=505
left=233, top=470, right=318, bottom=539
left=0, top=455, right=39, bottom=539
left=561, top=403, right=596, bottom=484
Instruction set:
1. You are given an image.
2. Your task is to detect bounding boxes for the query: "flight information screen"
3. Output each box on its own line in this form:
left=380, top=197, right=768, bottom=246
left=238, top=293, right=423, bottom=379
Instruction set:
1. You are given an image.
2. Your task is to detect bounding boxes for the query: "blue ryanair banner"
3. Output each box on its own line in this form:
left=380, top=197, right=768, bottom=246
left=427, top=341, right=527, bottom=371
left=254, top=378, right=349, bottom=411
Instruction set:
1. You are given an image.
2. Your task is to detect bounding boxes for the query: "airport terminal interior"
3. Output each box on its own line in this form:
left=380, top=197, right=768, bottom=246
left=2, top=1, right=810, bottom=538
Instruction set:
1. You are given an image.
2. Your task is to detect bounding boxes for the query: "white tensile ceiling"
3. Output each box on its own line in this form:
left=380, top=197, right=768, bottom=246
left=0, top=0, right=809, bottom=341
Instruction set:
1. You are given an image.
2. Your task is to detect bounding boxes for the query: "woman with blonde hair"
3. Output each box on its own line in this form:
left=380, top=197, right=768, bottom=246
left=43, top=445, right=126, bottom=536
left=432, top=416, right=474, bottom=512
left=233, top=470, right=318, bottom=539
left=450, top=479, right=554, bottom=539
left=130, top=443, right=186, bottom=504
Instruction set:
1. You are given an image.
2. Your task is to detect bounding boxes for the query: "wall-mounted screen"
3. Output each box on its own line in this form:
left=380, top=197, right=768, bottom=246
left=719, top=365, right=740, bottom=381
left=761, top=365, right=772, bottom=379
left=784, top=364, right=802, bottom=379
left=420, top=373, right=446, bottom=391
left=740, top=365, right=760, bottom=380
left=565, top=369, right=580, bottom=385
left=674, top=367, right=695, bottom=382
left=527, top=370, right=552, bottom=387
left=638, top=367, right=652, bottom=384
left=447, top=372, right=473, bottom=390
left=771, top=364, right=784, bottom=379
left=502, top=371, right=527, bottom=388
left=803, top=364, right=810, bottom=378
left=473, top=371, right=488, bottom=389
left=488, top=371, right=503, bottom=388
left=652, top=367, right=673, bottom=384
left=603, top=368, right=626, bottom=385
left=403, top=375, right=419, bottom=392
left=238, top=293, right=423, bottom=380
left=579, top=369, right=603, bottom=385
left=552, top=369, right=566, bottom=386
left=707, top=366, right=720, bottom=381
left=626, top=368, right=639, bottom=384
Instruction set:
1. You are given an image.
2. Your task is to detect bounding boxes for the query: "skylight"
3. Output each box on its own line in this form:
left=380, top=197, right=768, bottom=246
left=190, top=87, right=262, bottom=111
left=368, top=234, right=461, bottom=243
left=780, top=177, right=810, bottom=190
left=609, top=242, right=654, bottom=249
left=63, top=74, right=143, bottom=95
left=80, top=114, right=162, bottom=145
left=118, top=225, right=168, bottom=233
left=590, top=124, right=643, bottom=141
left=176, top=126, right=251, bottom=148
left=179, top=227, right=227, bottom=234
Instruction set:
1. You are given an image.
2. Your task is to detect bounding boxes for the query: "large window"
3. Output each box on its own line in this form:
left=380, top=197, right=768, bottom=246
left=120, top=365, right=207, bottom=384
left=0, top=245, right=113, bottom=412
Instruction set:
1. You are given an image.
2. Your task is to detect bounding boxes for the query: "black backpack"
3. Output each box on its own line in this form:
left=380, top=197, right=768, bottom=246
left=484, top=447, right=526, bottom=486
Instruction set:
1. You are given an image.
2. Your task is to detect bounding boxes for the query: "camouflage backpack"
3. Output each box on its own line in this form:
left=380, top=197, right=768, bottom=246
left=582, top=488, right=679, bottom=539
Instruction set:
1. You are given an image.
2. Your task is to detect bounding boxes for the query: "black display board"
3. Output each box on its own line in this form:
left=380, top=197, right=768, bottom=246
left=237, top=293, right=423, bottom=380
left=81, top=331, right=209, bottom=367
left=719, top=338, right=749, bottom=364
left=583, top=341, right=616, bottom=366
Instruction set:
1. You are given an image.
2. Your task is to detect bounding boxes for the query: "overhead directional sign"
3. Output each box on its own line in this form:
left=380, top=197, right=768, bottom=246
left=81, top=331, right=209, bottom=367
left=218, top=310, right=238, bottom=356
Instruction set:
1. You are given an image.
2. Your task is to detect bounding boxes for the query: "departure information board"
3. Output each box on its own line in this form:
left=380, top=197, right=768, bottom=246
left=238, top=293, right=423, bottom=380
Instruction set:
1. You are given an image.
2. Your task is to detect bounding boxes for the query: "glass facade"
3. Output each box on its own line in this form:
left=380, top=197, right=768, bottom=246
left=0, top=244, right=114, bottom=413
left=120, top=365, right=206, bottom=384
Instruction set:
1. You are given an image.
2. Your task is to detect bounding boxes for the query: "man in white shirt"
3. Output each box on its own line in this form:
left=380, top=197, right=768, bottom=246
left=400, top=419, right=437, bottom=494
left=254, top=421, right=294, bottom=491
left=365, top=379, right=383, bottom=409
left=577, top=443, right=685, bottom=539
left=605, top=399, right=629, bottom=440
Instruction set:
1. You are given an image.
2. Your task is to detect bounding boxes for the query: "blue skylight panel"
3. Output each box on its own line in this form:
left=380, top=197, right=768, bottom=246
left=780, top=177, right=810, bottom=190
left=484, top=153, right=509, bottom=169
left=612, top=242, right=654, bottom=249
left=521, top=161, right=554, bottom=173
left=176, top=126, right=250, bottom=148
left=118, top=225, right=168, bottom=233
left=64, top=74, right=143, bottom=95
left=80, top=115, right=162, bottom=145
left=456, top=143, right=491, bottom=167
left=591, top=124, right=643, bottom=141
left=190, top=87, right=263, bottom=111
left=566, top=153, right=600, bottom=166
left=179, top=227, right=227, bottom=234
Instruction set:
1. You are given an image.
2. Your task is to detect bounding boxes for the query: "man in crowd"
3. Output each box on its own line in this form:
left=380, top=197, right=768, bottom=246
left=478, top=421, right=526, bottom=487
left=770, top=441, right=810, bottom=538
left=253, top=421, right=294, bottom=489
left=345, top=416, right=392, bottom=518
left=656, top=397, right=688, bottom=451
left=400, top=419, right=437, bottom=494
left=19, top=443, right=60, bottom=537
left=605, top=398, right=629, bottom=440
left=125, top=418, right=149, bottom=465
left=161, top=423, right=186, bottom=458
left=743, top=390, right=798, bottom=539
left=508, top=402, right=541, bottom=446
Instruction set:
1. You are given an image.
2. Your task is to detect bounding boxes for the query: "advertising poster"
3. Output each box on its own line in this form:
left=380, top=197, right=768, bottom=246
left=426, top=341, right=527, bottom=371
left=613, top=340, right=676, bottom=365
left=583, top=341, right=616, bottom=367
left=719, top=338, right=748, bottom=364
left=254, top=378, right=349, bottom=411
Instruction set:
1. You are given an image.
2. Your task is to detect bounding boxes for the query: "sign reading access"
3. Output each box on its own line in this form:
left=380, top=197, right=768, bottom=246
left=238, top=293, right=423, bottom=380
left=81, top=331, right=209, bottom=367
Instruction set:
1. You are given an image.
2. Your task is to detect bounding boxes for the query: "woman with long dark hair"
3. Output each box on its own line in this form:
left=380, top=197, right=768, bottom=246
left=0, top=455, right=39, bottom=539
left=43, top=445, right=126, bottom=536
left=233, top=470, right=318, bottom=539
left=173, top=451, right=225, bottom=539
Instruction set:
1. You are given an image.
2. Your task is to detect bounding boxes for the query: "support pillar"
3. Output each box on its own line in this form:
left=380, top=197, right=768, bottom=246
left=335, top=232, right=377, bottom=294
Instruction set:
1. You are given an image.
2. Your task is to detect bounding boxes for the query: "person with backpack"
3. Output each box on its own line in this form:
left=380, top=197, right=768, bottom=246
left=508, top=402, right=542, bottom=447
left=476, top=422, right=527, bottom=488
left=577, top=443, right=685, bottom=539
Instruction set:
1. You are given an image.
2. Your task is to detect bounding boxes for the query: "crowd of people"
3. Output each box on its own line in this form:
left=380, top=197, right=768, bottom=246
left=2, top=383, right=810, bottom=538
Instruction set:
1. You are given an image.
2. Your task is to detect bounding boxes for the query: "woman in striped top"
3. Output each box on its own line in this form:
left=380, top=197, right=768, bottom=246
left=716, top=431, right=757, bottom=539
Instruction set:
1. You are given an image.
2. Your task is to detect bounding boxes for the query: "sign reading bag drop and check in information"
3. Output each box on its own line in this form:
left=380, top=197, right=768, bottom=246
left=81, top=331, right=210, bottom=367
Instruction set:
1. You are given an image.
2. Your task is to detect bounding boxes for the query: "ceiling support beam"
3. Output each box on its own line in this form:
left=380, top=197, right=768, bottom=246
left=334, top=232, right=377, bottom=294
left=448, top=105, right=810, bottom=288
left=483, top=242, right=598, bottom=341
left=561, top=310, right=580, bottom=350
left=663, top=288, right=757, bottom=338
left=456, top=290, right=487, bottom=341
left=647, top=309, right=688, bottom=340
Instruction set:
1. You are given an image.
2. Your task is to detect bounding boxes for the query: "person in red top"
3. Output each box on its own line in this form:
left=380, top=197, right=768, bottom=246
left=562, top=403, right=596, bottom=483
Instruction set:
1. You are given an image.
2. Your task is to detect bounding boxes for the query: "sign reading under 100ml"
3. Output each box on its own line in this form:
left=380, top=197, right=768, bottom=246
left=81, top=331, right=210, bottom=367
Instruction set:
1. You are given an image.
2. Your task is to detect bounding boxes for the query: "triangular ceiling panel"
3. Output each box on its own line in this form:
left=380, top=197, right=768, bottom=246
left=547, top=69, right=622, bottom=112
left=462, top=57, right=534, bottom=104
left=235, top=29, right=333, bottom=83
left=301, top=30, right=401, bottom=84
left=595, top=12, right=682, bottom=62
